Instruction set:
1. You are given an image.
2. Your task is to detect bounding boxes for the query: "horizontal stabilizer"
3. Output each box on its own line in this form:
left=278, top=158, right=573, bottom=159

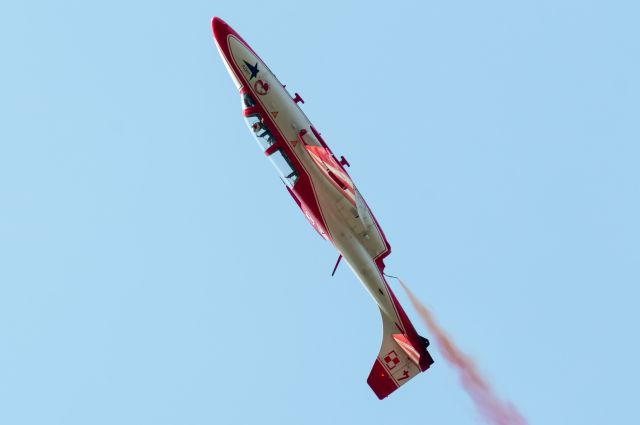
left=367, top=309, right=431, bottom=399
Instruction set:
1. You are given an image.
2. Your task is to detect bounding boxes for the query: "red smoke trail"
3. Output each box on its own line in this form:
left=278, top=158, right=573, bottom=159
left=398, top=279, right=528, bottom=425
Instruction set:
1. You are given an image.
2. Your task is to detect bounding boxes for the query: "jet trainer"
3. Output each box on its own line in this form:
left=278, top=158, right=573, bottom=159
left=211, top=17, right=434, bottom=399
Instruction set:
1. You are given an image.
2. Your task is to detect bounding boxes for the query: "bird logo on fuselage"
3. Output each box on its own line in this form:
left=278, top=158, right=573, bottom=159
left=243, top=60, right=259, bottom=80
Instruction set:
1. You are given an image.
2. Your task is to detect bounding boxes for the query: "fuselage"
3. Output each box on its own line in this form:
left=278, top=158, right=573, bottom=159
left=212, top=17, right=431, bottom=373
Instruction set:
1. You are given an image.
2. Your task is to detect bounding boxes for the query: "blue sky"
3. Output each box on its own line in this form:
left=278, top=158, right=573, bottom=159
left=1, top=1, right=639, bottom=424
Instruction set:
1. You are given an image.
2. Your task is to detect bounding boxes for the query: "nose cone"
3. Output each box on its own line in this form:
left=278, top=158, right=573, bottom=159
left=211, top=16, right=249, bottom=50
left=211, top=16, right=229, bottom=45
left=212, top=16, right=246, bottom=45
left=210, top=17, right=261, bottom=90
left=211, top=17, right=246, bottom=90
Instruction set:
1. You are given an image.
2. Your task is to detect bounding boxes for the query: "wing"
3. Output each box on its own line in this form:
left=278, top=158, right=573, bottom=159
left=367, top=307, right=429, bottom=399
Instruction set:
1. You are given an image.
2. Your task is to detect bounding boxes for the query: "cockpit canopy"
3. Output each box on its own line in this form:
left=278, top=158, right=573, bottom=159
left=268, top=148, right=298, bottom=188
left=241, top=93, right=299, bottom=188
left=245, top=114, right=275, bottom=150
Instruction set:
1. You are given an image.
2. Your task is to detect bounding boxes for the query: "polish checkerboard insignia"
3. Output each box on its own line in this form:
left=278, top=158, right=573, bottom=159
left=383, top=350, right=400, bottom=370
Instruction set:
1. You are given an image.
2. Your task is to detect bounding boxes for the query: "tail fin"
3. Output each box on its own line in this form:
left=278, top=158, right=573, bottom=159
left=367, top=308, right=434, bottom=399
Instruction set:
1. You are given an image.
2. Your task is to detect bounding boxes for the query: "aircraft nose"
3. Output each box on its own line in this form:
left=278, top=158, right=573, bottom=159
left=211, top=16, right=224, bottom=29
left=211, top=16, right=229, bottom=42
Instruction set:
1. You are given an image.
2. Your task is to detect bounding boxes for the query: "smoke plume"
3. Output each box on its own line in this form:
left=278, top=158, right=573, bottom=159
left=398, top=279, right=528, bottom=425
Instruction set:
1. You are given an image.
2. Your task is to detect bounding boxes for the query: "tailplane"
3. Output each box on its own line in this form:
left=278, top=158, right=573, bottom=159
left=367, top=308, right=434, bottom=399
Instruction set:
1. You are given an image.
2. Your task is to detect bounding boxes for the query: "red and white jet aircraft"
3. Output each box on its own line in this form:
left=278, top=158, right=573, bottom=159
left=211, top=17, right=434, bottom=399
